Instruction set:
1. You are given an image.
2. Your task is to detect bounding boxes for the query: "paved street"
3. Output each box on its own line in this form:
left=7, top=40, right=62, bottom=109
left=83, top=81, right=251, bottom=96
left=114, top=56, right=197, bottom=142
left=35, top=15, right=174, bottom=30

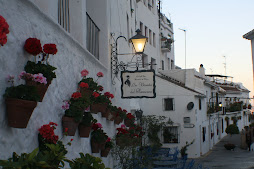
left=194, top=135, right=254, bottom=169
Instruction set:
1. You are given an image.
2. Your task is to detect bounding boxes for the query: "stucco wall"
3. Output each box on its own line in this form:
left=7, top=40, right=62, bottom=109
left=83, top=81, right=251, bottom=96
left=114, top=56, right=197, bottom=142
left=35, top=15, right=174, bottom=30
left=0, top=0, right=116, bottom=167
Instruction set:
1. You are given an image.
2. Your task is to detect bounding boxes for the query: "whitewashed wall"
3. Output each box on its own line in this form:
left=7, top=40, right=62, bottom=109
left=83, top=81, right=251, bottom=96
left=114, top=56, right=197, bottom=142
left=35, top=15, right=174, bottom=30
left=0, top=0, right=117, bottom=168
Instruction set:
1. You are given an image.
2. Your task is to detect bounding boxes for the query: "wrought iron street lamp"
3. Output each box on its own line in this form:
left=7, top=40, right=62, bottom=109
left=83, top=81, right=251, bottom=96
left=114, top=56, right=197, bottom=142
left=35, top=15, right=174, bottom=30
left=111, top=29, right=148, bottom=84
left=129, top=29, right=148, bottom=54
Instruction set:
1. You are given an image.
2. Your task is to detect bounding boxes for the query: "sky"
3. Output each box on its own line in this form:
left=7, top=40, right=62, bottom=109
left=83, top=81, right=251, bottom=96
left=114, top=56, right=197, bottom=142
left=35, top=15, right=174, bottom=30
left=161, top=0, right=254, bottom=99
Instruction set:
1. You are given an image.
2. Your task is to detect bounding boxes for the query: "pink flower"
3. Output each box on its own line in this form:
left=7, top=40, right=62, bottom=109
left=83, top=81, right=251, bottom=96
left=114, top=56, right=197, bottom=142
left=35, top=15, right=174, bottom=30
left=81, top=69, right=89, bottom=77
left=84, top=106, right=90, bottom=112
left=121, top=124, right=126, bottom=128
left=33, top=73, right=47, bottom=84
left=97, top=72, right=104, bottom=77
left=6, top=74, right=14, bottom=83
left=97, top=123, right=103, bottom=128
left=62, top=101, right=70, bottom=110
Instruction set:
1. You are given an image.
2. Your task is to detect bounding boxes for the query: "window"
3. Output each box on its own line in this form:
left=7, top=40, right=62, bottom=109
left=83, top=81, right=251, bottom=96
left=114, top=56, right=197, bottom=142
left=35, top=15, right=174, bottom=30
left=164, top=98, right=174, bottom=111
left=199, top=98, right=202, bottom=110
left=153, top=33, right=156, bottom=47
left=149, top=29, right=152, bottom=45
left=171, top=60, right=174, bottom=69
left=142, top=54, right=148, bottom=68
left=183, top=117, right=190, bottom=123
left=202, top=127, right=206, bottom=142
left=140, top=22, right=143, bottom=35
left=145, top=26, right=147, bottom=37
left=222, top=119, right=224, bottom=133
left=151, top=57, right=156, bottom=70
left=163, top=127, right=179, bottom=143
left=168, top=58, right=170, bottom=70
left=86, top=13, right=100, bottom=59
left=58, top=0, right=70, bottom=32
left=161, top=60, right=164, bottom=70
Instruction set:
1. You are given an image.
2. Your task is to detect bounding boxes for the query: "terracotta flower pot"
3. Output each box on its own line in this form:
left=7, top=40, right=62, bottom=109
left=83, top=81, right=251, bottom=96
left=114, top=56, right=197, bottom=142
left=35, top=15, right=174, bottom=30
left=26, top=79, right=51, bottom=102
left=100, top=142, right=106, bottom=150
left=101, top=148, right=110, bottom=157
left=78, top=124, right=92, bottom=138
left=91, top=103, right=108, bottom=114
left=62, top=116, right=79, bottom=136
left=114, top=116, right=123, bottom=125
left=5, top=98, right=37, bottom=128
left=91, top=141, right=100, bottom=153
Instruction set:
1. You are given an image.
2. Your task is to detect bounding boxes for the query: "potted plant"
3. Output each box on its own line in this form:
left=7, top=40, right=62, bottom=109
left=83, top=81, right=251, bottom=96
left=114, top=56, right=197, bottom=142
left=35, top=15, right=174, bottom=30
left=67, top=153, right=110, bottom=169
left=114, top=107, right=127, bottom=125
left=101, top=137, right=114, bottom=157
left=180, top=140, right=194, bottom=159
left=0, top=15, right=9, bottom=47
left=248, top=104, right=252, bottom=109
left=224, top=124, right=239, bottom=150
left=78, top=112, right=97, bottom=138
left=104, top=104, right=118, bottom=121
left=91, top=123, right=107, bottom=153
left=62, top=92, right=90, bottom=136
left=78, top=69, right=104, bottom=97
left=224, top=143, right=236, bottom=150
left=0, top=148, right=48, bottom=169
left=124, top=113, right=135, bottom=127
left=24, top=38, right=57, bottom=102
left=4, top=75, right=40, bottom=128
left=91, top=92, right=112, bottom=114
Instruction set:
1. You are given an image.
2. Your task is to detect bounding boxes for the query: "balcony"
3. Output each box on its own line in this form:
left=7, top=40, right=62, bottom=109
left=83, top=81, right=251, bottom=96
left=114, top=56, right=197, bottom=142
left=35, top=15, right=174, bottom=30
left=161, top=38, right=173, bottom=52
left=225, top=102, right=242, bottom=113
left=207, top=102, right=221, bottom=114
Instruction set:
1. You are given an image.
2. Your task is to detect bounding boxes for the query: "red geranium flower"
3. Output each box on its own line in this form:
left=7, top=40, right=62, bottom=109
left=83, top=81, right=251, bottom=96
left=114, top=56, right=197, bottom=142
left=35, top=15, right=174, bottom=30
left=43, top=44, right=57, bottom=55
left=79, top=82, right=89, bottom=88
left=0, top=34, right=7, bottom=46
left=126, top=113, right=135, bottom=119
left=92, top=92, right=100, bottom=98
left=0, top=15, right=9, bottom=35
left=71, top=92, right=82, bottom=99
left=24, top=38, right=42, bottom=55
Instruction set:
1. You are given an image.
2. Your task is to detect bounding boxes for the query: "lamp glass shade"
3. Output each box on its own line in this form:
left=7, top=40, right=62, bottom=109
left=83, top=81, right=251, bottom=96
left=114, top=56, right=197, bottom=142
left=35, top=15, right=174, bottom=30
left=130, top=38, right=147, bottom=54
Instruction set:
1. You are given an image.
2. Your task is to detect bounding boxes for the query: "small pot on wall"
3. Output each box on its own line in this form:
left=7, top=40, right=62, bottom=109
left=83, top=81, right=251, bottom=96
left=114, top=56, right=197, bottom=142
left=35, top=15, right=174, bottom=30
left=6, top=98, right=37, bottom=128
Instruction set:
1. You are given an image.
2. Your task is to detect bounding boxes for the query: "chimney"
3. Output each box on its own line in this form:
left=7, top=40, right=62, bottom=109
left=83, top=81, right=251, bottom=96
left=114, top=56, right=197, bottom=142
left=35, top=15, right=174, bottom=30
left=199, top=64, right=205, bottom=78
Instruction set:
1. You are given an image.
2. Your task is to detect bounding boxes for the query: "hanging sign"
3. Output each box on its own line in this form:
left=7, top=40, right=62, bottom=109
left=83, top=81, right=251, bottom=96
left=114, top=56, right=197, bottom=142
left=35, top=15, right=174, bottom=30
left=121, top=70, right=156, bottom=98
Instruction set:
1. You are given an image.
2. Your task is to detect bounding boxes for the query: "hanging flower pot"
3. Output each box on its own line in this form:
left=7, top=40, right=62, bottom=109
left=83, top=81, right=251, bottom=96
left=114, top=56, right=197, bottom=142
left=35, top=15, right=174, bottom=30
left=62, top=116, right=79, bottom=136
left=101, top=148, right=111, bottom=157
left=5, top=98, right=37, bottom=128
left=114, top=116, right=123, bottom=125
left=26, top=79, right=52, bottom=102
left=78, top=124, right=92, bottom=138
left=91, top=103, right=108, bottom=114
left=91, top=140, right=100, bottom=153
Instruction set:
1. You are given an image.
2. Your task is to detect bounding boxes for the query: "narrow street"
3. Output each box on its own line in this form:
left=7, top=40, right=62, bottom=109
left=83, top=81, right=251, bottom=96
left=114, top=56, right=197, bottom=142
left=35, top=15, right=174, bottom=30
left=194, top=135, right=254, bottom=169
